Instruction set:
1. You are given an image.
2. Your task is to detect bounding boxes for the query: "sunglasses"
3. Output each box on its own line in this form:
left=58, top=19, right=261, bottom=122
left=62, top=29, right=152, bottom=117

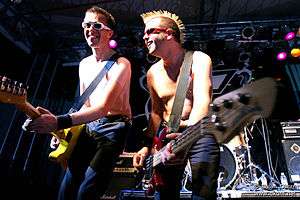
left=144, top=28, right=168, bottom=36
left=81, top=22, right=111, bottom=31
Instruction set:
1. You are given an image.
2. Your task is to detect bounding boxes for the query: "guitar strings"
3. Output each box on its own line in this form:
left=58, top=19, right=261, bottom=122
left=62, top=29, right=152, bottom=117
left=152, top=116, right=211, bottom=166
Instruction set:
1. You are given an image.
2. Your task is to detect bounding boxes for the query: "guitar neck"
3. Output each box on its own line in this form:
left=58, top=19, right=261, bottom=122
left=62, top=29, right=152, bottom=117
left=152, top=120, right=205, bottom=167
left=16, top=101, right=40, bottom=119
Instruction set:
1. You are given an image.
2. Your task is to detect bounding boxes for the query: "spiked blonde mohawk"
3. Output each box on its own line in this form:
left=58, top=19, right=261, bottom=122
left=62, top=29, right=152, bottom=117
left=141, top=10, right=186, bottom=44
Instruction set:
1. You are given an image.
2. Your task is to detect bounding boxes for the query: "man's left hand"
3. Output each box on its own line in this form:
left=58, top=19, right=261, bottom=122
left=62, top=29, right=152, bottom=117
left=161, top=132, right=181, bottom=164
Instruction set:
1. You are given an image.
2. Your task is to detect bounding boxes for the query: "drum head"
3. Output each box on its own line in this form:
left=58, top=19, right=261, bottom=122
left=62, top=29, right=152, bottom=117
left=219, top=144, right=238, bottom=189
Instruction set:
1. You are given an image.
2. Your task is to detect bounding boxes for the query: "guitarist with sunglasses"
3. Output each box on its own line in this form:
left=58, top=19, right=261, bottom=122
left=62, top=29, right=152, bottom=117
left=133, top=10, right=220, bottom=200
left=23, top=6, right=132, bottom=200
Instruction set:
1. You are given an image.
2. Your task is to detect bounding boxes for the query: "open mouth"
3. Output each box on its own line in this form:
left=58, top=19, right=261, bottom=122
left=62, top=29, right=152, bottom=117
left=146, top=41, right=153, bottom=48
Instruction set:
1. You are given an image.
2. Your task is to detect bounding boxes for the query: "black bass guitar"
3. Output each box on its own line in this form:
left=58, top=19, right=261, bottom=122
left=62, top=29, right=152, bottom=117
left=142, top=77, right=277, bottom=193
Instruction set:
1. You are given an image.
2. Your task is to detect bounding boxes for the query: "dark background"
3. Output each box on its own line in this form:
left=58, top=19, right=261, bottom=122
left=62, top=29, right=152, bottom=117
left=0, top=0, right=300, bottom=199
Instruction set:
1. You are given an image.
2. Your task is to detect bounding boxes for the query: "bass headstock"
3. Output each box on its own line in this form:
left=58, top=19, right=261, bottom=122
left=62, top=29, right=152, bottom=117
left=210, top=77, right=277, bottom=144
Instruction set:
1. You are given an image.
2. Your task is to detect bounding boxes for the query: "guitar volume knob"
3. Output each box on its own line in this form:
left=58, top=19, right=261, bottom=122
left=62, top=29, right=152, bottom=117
left=211, top=114, right=219, bottom=123
left=222, top=99, right=233, bottom=109
left=210, top=103, right=220, bottom=112
left=237, top=93, right=251, bottom=104
left=215, top=122, right=226, bottom=131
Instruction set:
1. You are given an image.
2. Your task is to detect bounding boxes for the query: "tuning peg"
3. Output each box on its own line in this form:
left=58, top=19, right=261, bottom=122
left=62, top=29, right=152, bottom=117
left=12, top=81, right=18, bottom=94
left=210, top=103, right=220, bottom=112
left=24, top=86, right=28, bottom=96
left=222, top=99, right=233, bottom=109
left=18, top=82, right=24, bottom=95
left=211, top=114, right=219, bottom=123
left=6, top=78, right=12, bottom=92
left=237, top=93, right=251, bottom=104
left=1, top=76, right=7, bottom=90
left=214, top=122, right=226, bottom=131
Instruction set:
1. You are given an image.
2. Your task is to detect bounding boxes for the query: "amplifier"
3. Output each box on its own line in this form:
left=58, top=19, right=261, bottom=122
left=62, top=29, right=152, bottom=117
left=113, top=152, right=139, bottom=176
left=280, top=121, right=300, bottom=139
left=99, top=152, right=142, bottom=200
left=119, top=190, right=192, bottom=200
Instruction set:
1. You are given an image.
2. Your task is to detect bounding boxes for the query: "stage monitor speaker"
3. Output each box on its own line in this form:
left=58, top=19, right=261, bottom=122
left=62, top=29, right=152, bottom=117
left=99, top=152, right=142, bottom=200
left=118, top=190, right=192, bottom=200
left=281, top=139, right=300, bottom=183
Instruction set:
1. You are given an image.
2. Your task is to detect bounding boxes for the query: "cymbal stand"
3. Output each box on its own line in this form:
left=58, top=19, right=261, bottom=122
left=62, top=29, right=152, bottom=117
left=231, top=119, right=280, bottom=190
left=251, top=118, right=280, bottom=188
left=231, top=123, right=258, bottom=190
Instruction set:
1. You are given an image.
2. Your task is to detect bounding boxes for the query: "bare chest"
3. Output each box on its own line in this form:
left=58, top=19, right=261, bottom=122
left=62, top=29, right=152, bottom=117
left=153, top=73, right=193, bottom=106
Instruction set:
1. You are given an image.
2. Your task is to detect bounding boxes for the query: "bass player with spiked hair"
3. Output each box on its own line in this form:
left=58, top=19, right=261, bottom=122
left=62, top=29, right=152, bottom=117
left=133, top=10, right=220, bottom=200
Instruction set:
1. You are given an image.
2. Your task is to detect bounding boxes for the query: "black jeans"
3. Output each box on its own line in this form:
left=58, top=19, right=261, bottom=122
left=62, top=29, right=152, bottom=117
left=57, top=115, right=131, bottom=200
left=154, top=130, right=220, bottom=200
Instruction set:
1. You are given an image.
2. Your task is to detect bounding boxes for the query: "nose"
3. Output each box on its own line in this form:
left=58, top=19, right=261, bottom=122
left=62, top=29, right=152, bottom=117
left=143, top=33, right=148, bottom=41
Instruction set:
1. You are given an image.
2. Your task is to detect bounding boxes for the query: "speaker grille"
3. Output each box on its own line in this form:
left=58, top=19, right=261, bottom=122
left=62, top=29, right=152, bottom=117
left=282, top=140, right=300, bottom=183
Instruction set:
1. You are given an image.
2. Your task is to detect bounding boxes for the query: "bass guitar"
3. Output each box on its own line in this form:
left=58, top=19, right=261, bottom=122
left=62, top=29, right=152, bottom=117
left=142, top=77, right=277, bottom=193
left=0, top=76, right=84, bottom=168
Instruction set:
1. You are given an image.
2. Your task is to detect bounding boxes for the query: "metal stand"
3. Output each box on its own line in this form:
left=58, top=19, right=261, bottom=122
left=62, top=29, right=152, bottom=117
left=231, top=118, right=280, bottom=190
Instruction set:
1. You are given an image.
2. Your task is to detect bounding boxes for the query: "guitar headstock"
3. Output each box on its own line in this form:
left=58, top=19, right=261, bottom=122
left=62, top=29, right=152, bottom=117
left=209, top=77, right=277, bottom=144
left=0, top=75, right=28, bottom=105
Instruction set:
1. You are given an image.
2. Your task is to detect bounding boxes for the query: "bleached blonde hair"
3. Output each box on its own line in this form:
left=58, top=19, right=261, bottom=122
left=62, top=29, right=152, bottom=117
left=141, top=10, right=186, bottom=44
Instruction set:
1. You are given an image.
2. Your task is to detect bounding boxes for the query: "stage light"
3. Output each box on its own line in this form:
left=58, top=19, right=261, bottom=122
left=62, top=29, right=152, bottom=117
left=109, top=39, right=117, bottom=49
left=291, top=48, right=300, bottom=58
left=276, top=51, right=287, bottom=61
left=241, top=26, right=255, bottom=40
left=282, top=25, right=296, bottom=41
left=285, top=32, right=296, bottom=41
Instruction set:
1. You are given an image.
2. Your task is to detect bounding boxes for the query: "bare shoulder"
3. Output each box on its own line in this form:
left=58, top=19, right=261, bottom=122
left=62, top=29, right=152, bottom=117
left=147, top=60, right=162, bottom=77
left=79, top=55, right=93, bottom=66
left=116, top=56, right=131, bottom=68
left=146, top=60, right=162, bottom=87
left=191, top=51, right=212, bottom=70
left=79, top=55, right=94, bottom=74
left=192, top=51, right=211, bottom=62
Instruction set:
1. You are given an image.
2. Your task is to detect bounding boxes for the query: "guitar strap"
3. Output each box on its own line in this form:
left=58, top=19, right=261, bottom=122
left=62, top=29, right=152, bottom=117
left=167, top=51, right=194, bottom=133
left=68, top=53, right=119, bottom=114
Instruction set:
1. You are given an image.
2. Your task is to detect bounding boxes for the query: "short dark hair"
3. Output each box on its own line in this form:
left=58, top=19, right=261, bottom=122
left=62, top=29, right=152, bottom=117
left=86, top=6, right=116, bottom=31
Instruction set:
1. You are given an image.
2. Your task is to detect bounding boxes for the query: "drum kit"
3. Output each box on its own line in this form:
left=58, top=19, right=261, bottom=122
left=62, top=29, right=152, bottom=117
left=181, top=117, right=282, bottom=192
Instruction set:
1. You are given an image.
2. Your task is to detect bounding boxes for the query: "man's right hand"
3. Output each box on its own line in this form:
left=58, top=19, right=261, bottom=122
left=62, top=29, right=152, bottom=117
left=133, top=147, right=149, bottom=168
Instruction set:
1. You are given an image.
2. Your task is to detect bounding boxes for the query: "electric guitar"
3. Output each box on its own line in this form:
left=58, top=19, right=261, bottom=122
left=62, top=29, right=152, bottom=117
left=0, top=76, right=84, bottom=168
left=142, top=77, right=278, bottom=193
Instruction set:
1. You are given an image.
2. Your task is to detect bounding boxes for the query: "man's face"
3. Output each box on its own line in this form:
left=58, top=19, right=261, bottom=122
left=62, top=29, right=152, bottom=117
left=143, top=18, right=168, bottom=55
left=82, top=12, right=111, bottom=48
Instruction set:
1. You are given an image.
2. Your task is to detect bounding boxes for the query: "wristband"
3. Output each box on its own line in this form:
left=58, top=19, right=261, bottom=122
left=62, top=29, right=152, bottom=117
left=56, top=114, right=73, bottom=130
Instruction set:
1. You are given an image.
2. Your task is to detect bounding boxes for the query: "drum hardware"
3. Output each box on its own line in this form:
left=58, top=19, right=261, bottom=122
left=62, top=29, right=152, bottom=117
left=217, top=144, right=241, bottom=190
left=181, top=160, right=192, bottom=192
left=230, top=118, right=281, bottom=191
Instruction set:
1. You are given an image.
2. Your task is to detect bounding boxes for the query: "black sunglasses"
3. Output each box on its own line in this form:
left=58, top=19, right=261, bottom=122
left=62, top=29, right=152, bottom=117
left=144, top=28, right=168, bottom=36
left=81, top=22, right=111, bottom=31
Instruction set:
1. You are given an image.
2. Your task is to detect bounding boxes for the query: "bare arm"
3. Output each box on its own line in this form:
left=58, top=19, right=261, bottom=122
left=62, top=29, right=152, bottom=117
left=27, top=57, right=131, bottom=133
left=147, top=69, right=164, bottom=136
left=133, top=67, right=163, bottom=167
left=185, top=51, right=212, bottom=126
left=71, top=57, right=131, bottom=125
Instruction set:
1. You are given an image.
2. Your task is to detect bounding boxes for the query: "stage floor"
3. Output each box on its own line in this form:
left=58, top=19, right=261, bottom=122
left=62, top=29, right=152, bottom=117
left=100, top=189, right=300, bottom=200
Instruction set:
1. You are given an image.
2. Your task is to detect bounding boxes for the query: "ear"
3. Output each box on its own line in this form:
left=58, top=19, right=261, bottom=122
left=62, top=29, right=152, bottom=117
left=106, top=30, right=114, bottom=39
left=166, top=29, right=174, bottom=41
